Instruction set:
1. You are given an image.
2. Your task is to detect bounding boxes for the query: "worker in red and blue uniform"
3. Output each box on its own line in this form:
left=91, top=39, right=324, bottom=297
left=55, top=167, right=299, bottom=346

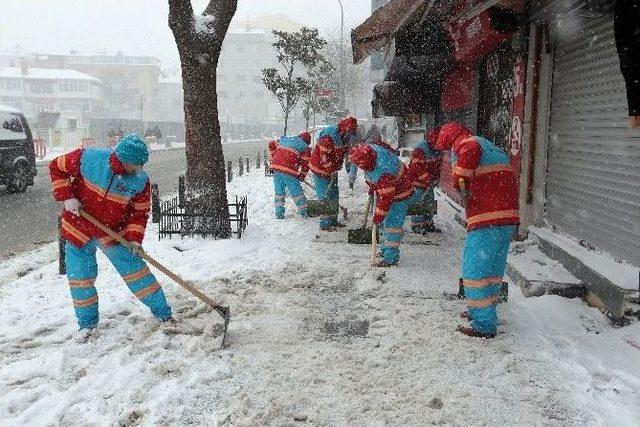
left=348, top=124, right=397, bottom=190
left=269, top=132, right=312, bottom=218
left=407, top=128, right=443, bottom=234
left=49, top=134, right=172, bottom=330
left=349, top=143, right=414, bottom=267
left=309, top=117, right=358, bottom=230
left=435, top=122, right=519, bottom=338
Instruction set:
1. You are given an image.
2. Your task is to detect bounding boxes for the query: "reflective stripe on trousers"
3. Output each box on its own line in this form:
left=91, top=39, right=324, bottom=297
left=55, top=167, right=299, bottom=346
left=65, top=240, right=172, bottom=329
left=313, top=173, right=339, bottom=228
left=461, top=224, right=516, bottom=334
left=273, top=172, right=308, bottom=218
left=379, top=198, right=410, bottom=264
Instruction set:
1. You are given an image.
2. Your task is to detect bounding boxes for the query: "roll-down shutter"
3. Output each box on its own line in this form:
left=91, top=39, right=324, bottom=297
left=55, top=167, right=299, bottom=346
left=546, top=15, right=640, bottom=265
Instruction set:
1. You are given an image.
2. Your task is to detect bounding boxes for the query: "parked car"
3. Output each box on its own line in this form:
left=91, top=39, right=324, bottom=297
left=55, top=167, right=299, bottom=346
left=0, top=105, right=37, bottom=193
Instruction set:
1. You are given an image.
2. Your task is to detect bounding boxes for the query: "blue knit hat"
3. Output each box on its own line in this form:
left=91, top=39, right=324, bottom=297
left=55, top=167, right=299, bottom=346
left=115, top=134, right=149, bottom=165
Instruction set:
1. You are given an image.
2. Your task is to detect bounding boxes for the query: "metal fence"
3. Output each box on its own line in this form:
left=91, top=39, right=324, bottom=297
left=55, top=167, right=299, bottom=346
left=152, top=176, right=248, bottom=240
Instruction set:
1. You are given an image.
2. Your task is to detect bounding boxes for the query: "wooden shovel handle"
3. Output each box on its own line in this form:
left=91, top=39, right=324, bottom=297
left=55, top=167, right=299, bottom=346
left=370, top=194, right=377, bottom=265
left=362, top=196, right=372, bottom=229
left=79, top=210, right=222, bottom=309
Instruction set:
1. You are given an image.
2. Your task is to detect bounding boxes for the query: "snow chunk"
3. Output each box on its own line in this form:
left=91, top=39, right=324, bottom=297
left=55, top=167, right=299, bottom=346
left=194, top=13, right=216, bottom=35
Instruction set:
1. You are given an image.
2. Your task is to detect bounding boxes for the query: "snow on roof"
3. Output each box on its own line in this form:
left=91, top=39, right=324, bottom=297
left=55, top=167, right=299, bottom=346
left=0, top=104, right=21, bottom=114
left=228, top=28, right=267, bottom=35
left=159, top=75, right=182, bottom=84
left=0, top=67, right=101, bottom=82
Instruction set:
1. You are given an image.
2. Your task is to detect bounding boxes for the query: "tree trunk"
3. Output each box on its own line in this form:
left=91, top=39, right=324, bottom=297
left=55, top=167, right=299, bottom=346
left=283, top=112, right=289, bottom=136
left=169, top=0, right=237, bottom=238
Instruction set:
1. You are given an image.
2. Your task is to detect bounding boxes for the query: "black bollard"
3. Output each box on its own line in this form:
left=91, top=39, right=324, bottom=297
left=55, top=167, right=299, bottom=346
left=239, top=157, right=243, bottom=176
left=58, top=216, right=66, bottom=275
left=256, top=151, right=261, bottom=169
left=246, top=155, right=250, bottom=173
left=227, top=160, right=233, bottom=182
left=178, top=176, right=185, bottom=207
left=151, top=184, right=161, bottom=223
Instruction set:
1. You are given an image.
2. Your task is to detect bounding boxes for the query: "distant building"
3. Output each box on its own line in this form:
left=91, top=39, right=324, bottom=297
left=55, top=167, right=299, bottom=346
left=26, top=52, right=161, bottom=121
left=153, top=75, right=183, bottom=123
left=0, top=62, right=105, bottom=149
left=0, top=63, right=104, bottom=116
left=217, top=30, right=279, bottom=133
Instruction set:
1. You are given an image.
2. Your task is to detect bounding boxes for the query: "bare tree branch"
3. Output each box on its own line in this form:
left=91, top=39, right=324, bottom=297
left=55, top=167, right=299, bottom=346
left=203, top=0, right=238, bottom=46
left=168, top=0, right=194, bottom=45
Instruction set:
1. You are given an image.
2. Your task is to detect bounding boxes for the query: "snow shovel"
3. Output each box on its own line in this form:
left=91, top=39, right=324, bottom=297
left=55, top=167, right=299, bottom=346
left=303, top=178, right=348, bottom=220
left=371, top=222, right=378, bottom=266
left=407, top=186, right=437, bottom=216
left=348, top=195, right=377, bottom=244
left=79, top=210, right=231, bottom=346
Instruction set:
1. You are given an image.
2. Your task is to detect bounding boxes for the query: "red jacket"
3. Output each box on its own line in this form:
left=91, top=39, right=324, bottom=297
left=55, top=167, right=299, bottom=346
left=268, top=140, right=278, bottom=158
left=50, top=148, right=151, bottom=247
left=451, top=136, right=519, bottom=230
left=269, top=136, right=311, bottom=179
left=360, top=145, right=414, bottom=224
left=408, top=141, right=442, bottom=189
left=309, top=136, right=346, bottom=179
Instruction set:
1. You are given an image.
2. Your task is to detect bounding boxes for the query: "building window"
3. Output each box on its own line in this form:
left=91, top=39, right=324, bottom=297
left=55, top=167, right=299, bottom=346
left=29, top=82, right=54, bottom=94
left=67, top=118, right=78, bottom=131
left=60, top=81, right=89, bottom=93
left=0, top=97, right=22, bottom=110
left=60, top=98, right=90, bottom=112
left=30, top=102, right=54, bottom=112
left=3, top=79, right=22, bottom=91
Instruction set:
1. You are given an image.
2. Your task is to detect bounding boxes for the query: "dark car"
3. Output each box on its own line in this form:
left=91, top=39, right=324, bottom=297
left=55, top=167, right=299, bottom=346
left=0, top=105, right=37, bottom=193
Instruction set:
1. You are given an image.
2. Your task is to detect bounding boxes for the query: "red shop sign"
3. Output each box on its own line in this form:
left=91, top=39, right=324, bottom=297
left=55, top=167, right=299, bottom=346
left=446, top=10, right=514, bottom=64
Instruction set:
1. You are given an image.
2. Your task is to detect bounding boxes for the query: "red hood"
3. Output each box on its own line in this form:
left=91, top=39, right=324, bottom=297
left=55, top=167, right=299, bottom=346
left=338, top=117, right=358, bottom=136
left=349, top=144, right=376, bottom=171
left=435, top=122, right=472, bottom=151
left=426, top=127, right=441, bottom=151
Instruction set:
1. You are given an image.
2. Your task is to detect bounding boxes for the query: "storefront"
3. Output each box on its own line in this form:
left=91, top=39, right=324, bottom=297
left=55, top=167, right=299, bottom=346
left=352, top=0, right=526, bottom=205
left=526, top=1, right=640, bottom=266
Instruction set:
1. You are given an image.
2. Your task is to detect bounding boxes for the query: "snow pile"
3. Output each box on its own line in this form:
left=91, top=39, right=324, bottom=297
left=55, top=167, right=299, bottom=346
left=1, top=169, right=639, bottom=425
left=530, top=226, right=639, bottom=292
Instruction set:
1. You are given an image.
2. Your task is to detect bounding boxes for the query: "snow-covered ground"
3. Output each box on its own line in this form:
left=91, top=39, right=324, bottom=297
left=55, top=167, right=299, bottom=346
left=1, top=169, right=639, bottom=426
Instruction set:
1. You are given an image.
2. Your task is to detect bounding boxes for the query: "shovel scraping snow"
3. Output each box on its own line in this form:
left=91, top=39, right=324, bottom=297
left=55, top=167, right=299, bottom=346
left=302, top=179, right=348, bottom=220
left=79, top=210, right=231, bottom=347
left=348, top=195, right=376, bottom=244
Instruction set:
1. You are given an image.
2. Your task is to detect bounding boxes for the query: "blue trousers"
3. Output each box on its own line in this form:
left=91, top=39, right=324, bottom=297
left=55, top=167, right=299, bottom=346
left=312, top=174, right=339, bottom=229
left=273, top=172, right=308, bottom=218
left=379, top=198, right=410, bottom=265
left=348, top=163, right=358, bottom=188
left=65, top=240, right=172, bottom=329
left=410, top=187, right=435, bottom=229
left=462, top=225, right=516, bottom=334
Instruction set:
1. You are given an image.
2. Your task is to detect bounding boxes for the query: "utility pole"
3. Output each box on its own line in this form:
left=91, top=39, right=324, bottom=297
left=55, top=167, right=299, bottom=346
left=337, top=0, right=346, bottom=115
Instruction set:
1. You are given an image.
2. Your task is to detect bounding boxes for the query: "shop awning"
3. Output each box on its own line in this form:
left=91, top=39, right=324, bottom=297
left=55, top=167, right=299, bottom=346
left=351, top=0, right=430, bottom=64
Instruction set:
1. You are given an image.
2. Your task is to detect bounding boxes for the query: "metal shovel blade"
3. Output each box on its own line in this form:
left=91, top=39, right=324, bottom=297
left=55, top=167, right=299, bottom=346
left=306, top=199, right=339, bottom=218
left=348, top=227, right=377, bottom=244
left=214, top=305, right=231, bottom=348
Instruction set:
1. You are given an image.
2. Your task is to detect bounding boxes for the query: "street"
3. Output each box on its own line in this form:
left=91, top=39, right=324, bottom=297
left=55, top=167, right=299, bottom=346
left=0, top=141, right=266, bottom=259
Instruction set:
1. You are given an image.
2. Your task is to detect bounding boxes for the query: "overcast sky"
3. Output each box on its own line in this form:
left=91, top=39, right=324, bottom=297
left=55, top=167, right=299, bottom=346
left=0, top=0, right=371, bottom=71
